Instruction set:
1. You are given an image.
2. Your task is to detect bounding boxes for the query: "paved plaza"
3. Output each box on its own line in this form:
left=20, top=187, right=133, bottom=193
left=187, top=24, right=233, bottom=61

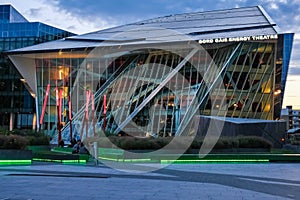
left=0, top=162, right=300, bottom=199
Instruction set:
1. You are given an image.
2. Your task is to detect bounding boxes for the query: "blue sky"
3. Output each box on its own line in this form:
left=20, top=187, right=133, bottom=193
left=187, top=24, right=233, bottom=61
left=1, top=0, right=300, bottom=108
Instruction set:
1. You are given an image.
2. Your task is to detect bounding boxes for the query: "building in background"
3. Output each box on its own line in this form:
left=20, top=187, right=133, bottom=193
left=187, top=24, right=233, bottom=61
left=8, top=6, right=293, bottom=146
left=281, top=106, right=300, bottom=130
left=0, top=4, right=75, bottom=130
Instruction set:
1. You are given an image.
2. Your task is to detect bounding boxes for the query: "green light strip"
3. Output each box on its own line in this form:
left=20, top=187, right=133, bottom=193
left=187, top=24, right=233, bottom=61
left=98, top=156, right=151, bottom=162
left=97, top=156, right=270, bottom=164
left=33, top=158, right=86, bottom=164
left=161, top=159, right=269, bottom=164
left=123, top=158, right=151, bottom=162
left=0, top=160, right=32, bottom=165
left=98, top=156, right=120, bottom=161
left=62, top=160, right=86, bottom=164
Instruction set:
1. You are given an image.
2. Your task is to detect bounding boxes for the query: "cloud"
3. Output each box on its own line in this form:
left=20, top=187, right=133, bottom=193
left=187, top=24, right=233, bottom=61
left=288, top=67, right=300, bottom=75
left=46, top=0, right=262, bottom=26
left=36, top=0, right=300, bottom=76
left=27, top=8, right=41, bottom=17
left=269, top=3, right=279, bottom=9
left=45, top=0, right=179, bottom=25
left=262, top=0, right=287, bottom=3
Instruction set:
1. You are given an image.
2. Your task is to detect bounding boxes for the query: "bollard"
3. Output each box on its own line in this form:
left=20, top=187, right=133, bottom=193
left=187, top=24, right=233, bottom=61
left=93, top=142, right=98, bottom=165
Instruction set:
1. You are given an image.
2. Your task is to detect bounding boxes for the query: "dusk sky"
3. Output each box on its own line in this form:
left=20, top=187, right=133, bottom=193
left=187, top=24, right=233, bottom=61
left=1, top=0, right=299, bottom=109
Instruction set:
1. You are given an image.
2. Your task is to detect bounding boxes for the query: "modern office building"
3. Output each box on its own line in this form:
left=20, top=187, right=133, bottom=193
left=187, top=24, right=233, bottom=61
left=281, top=106, right=300, bottom=130
left=0, top=5, right=75, bottom=130
left=8, top=6, right=293, bottom=145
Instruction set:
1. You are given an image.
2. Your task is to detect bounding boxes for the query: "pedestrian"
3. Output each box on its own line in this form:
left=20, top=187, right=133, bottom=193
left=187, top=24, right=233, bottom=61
left=79, top=142, right=90, bottom=155
left=68, top=138, right=76, bottom=147
left=72, top=139, right=81, bottom=154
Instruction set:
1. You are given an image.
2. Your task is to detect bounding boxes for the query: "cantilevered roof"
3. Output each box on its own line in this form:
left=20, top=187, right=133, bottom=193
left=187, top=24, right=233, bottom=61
left=8, top=6, right=281, bottom=53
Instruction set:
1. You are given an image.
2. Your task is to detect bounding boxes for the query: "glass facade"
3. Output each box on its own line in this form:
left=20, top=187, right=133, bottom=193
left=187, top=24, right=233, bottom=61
left=0, top=5, right=27, bottom=24
left=25, top=35, right=289, bottom=139
left=7, top=6, right=293, bottom=142
left=0, top=5, right=75, bottom=130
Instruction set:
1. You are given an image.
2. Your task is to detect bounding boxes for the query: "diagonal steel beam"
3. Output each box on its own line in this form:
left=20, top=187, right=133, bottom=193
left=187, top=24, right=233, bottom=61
left=176, top=42, right=242, bottom=136
left=60, top=55, right=139, bottom=137
left=114, top=48, right=199, bottom=134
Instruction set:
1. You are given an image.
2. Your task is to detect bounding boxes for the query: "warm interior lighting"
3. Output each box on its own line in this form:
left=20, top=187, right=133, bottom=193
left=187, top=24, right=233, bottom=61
left=59, top=70, right=63, bottom=80
left=274, top=89, right=281, bottom=95
left=263, top=104, right=271, bottom=112
left=86, top=63, right=91, bottom=70
left=262, top=80, right=272, bottom=93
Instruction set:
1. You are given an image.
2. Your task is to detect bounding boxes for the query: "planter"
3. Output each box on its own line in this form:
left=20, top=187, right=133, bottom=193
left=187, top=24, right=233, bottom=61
left=27, top=145, right=51, bottom=152
left=0, top=149, right=32, bottom=165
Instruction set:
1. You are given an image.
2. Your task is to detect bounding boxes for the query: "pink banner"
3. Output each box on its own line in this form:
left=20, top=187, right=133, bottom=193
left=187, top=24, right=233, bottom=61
left=103, top=94, right=107, bottom=115
left=91, top=92, right=95, bottom=112
left=39, top=84, right=50, bottom=125
left=68, top=93, right=72, bottom=120
left=85, top=90, right=91, bottom=120
left=59, top=89, right=63, bottom=123
left=55, top=87, right=59, bottom=106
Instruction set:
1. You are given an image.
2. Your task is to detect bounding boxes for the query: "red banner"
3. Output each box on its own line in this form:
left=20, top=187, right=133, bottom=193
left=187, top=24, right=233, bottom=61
left=85, top=90, right=91, bottom=120
left=59, top=89, right=63, bottom=123
left=55, top=87, right=59, bottom=106
left=103, top=94, right=107, bottom=115
left=39, top=84, right=50, bottom=125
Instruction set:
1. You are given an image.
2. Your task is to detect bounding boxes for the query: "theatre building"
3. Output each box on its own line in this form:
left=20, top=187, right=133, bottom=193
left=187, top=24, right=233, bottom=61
left=8, top=6, right=293, bottom=146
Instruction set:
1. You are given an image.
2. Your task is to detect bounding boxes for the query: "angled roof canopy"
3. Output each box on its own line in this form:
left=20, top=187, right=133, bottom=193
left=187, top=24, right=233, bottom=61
left=8, top=6, right=282, bottom=54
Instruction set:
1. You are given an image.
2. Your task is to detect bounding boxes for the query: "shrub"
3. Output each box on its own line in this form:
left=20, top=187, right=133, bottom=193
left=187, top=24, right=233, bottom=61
left=0, top=135, right=5, bottom=147
left=85, top=135, right=273, bottom=150
left=103, top=136, right=174, bottom=150
left=0, top=128, right=50, bottom=149
left=26, top=135, right=50, bottom=146
left=190, top=138, right=203, bottom=149
left=237, top=136, right=272, bottom=149
left=118, top=137, right=158, bottom=150
left=0, top=135, right=28, bottom=150
left=0, top=127, right=10, bottom=136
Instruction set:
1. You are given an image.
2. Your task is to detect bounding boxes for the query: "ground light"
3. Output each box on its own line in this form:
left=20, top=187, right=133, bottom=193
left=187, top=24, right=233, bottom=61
left=160, top=159, right=270, bottom=164
left=98, top=156, right=153, bottom=163
left=32, top=158, right=86, bottom=164
left=0, top=160, right=32, bottom=165
left=97, top=156, right=270, bottom=164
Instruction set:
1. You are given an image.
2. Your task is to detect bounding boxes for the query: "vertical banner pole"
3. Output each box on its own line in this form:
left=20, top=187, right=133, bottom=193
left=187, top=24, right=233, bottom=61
left=56, top=87, right=61, bottom=145
left=85, top=90, right=91, bottom=139
left=39, top=83, right=50, bottom=128
left=103, top=94, right=107, bottom=131
left=91, top=92, right=96, bottom=137
left=68, top=93, right=72, bottom=141
left=58, top=89, right=63, bottom=143
left=80, top=90, right=91, bottom=140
